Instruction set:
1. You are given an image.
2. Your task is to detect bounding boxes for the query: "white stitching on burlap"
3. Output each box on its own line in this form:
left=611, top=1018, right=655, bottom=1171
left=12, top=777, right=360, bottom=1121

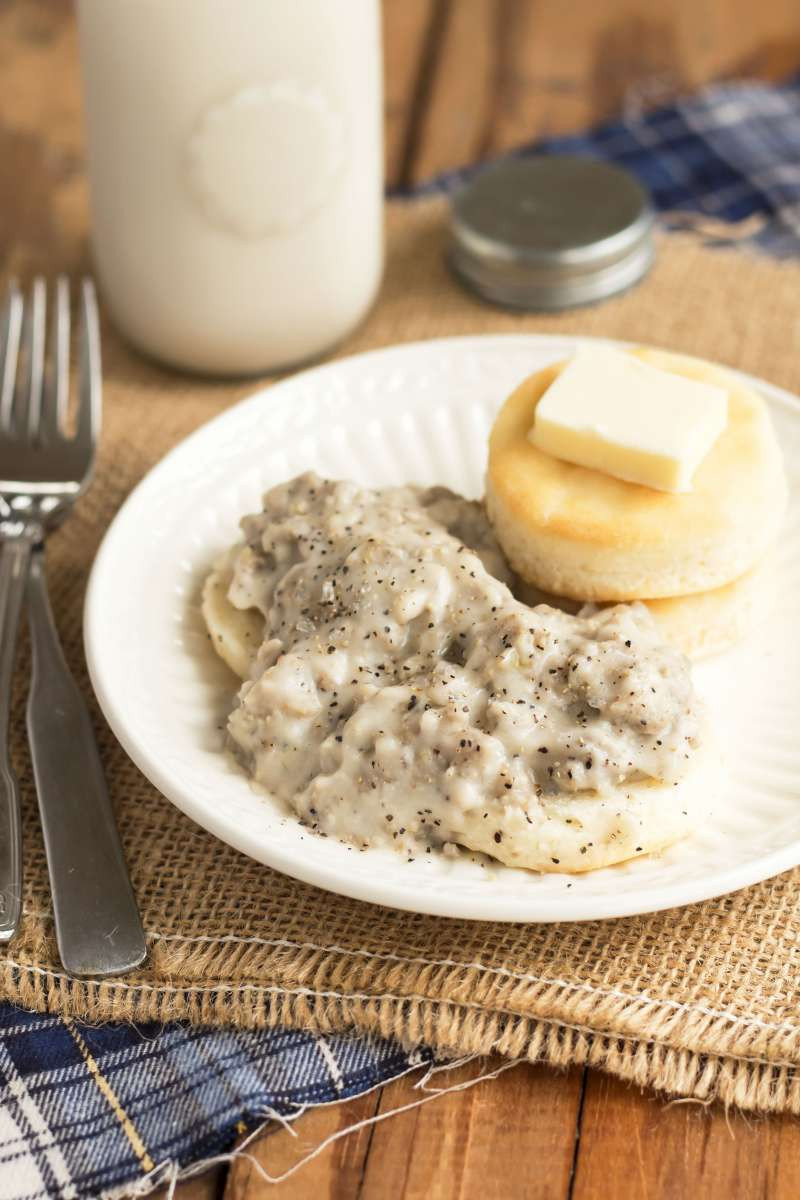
left=5, top=956, right=800, bottom=1074
left=141, top=930, right=800, bottom=1039
left=4, top=954, right=800, bottom=1046
left=14, top=914, right=799, bottom=1041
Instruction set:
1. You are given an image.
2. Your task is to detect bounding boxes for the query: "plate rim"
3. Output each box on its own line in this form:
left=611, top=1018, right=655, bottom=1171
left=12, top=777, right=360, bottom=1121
left=84, top=332, right=800, bottom=922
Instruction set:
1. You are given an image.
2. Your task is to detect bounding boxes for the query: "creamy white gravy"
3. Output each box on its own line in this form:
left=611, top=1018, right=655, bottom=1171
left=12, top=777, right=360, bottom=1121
left=223, top=473, right=701, bottom=863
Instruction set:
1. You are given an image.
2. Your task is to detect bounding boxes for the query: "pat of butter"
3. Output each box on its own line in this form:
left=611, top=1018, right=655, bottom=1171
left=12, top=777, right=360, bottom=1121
left=529, top=347, right=728, bottom=492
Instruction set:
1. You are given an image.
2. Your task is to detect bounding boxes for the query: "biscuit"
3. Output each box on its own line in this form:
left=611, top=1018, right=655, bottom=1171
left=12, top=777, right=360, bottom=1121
left=518, top=555, right=773, bottom=660
left=640, top=556, right=773, bottom=659
left=202, top=558, right=263, bottom=680
left=455, top=726, right=718, bottom=872
left=487, top=348, right=787, bottom=601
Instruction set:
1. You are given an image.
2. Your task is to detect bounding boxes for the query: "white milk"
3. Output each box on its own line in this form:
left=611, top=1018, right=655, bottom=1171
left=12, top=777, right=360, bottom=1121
left=77, top=0, right=383, bottom=375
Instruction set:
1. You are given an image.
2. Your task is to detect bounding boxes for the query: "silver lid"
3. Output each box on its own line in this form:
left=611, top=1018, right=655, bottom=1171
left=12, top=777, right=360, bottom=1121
left=449, top=156, right=655, bottom=310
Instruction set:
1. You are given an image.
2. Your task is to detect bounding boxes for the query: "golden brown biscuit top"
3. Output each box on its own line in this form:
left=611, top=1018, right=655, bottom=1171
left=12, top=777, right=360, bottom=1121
left=488, top=348, right=785, bottom=550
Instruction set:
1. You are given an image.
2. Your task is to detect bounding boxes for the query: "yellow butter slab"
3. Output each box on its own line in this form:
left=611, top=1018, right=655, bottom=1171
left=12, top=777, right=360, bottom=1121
left=529, top=346, right=728, bottom=492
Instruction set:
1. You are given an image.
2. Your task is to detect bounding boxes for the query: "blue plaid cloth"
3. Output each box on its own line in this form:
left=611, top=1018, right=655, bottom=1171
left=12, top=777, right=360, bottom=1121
left=5, top=73, right=800, bottom=1200
left=402, top=75, right=800, bottom=256
left=0, top=1004, right=429, bottom=1197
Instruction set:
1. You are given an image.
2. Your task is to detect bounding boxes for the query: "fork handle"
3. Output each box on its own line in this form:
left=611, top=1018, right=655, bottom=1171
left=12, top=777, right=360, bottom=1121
left=26, top=548, right=146, bottom=976
left=0, top=538, right=33, bottom=941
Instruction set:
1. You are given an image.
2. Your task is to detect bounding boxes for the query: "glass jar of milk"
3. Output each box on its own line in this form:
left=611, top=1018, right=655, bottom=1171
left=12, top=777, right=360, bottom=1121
left=77, top=0, right=383, bottom=375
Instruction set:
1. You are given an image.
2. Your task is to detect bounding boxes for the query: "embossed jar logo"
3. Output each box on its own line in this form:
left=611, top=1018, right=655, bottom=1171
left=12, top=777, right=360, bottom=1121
left=185, top=81, right=346, bottom=239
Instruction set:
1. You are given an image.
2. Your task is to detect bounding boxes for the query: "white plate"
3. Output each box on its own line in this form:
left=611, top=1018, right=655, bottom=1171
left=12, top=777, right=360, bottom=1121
left=85, top=335, right=800, bottom=922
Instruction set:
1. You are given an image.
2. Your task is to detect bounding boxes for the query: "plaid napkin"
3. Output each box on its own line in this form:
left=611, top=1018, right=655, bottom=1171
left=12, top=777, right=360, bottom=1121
left=0, top=1004, right=429, bottom=1197
left=5, top=74, right=800, bottom=1200
left=408, top=75, right=800, bottom=257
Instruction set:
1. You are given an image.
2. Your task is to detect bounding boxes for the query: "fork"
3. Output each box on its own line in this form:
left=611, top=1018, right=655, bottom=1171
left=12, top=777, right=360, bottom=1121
left=0, top=277, right=146, bottom=976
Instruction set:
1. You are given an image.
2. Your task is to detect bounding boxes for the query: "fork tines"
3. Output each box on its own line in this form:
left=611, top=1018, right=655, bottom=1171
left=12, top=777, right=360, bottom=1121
left=0, top=277, right=100, bottom=451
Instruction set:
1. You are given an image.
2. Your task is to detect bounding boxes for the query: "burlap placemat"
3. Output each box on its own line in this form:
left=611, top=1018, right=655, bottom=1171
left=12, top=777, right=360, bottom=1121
left=6, top=199, right=800, bottom=1114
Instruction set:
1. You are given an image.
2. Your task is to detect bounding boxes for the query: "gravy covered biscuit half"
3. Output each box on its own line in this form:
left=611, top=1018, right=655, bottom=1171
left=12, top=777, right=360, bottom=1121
left=203, top=472, right=717, bottom=874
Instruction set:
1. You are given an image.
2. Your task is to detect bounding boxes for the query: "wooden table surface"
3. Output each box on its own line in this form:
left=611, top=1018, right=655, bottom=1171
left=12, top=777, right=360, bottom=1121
left=177, top=3, right=800, bottom=1194
left=3, top=0, right=800, bottom=1196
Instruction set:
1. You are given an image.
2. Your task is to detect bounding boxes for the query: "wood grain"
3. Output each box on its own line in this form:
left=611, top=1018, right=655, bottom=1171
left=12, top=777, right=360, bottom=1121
left=382, top=0, right=441, bottom=187
left=224, top=1089, right=383, bottom=1199
left=0, top=0, right=86, bottom=275
left=407, top=0, right=498, bottom=184
left=573, top=1072, right=800, bottom=1200
left=359, top=1061, right=584, bottom=1199
left=402, top=0, right=800, bottom=182
left=170, top=1167, right=227, bottom=1200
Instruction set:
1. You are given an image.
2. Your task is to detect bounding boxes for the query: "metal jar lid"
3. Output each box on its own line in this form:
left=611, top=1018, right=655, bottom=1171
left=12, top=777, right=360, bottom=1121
left=449, top=156, right=655, bottom=310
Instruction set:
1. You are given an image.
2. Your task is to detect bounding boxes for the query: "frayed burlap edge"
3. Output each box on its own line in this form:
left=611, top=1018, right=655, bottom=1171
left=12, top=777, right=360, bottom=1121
left=6, top=958, right=800, bottom=1114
